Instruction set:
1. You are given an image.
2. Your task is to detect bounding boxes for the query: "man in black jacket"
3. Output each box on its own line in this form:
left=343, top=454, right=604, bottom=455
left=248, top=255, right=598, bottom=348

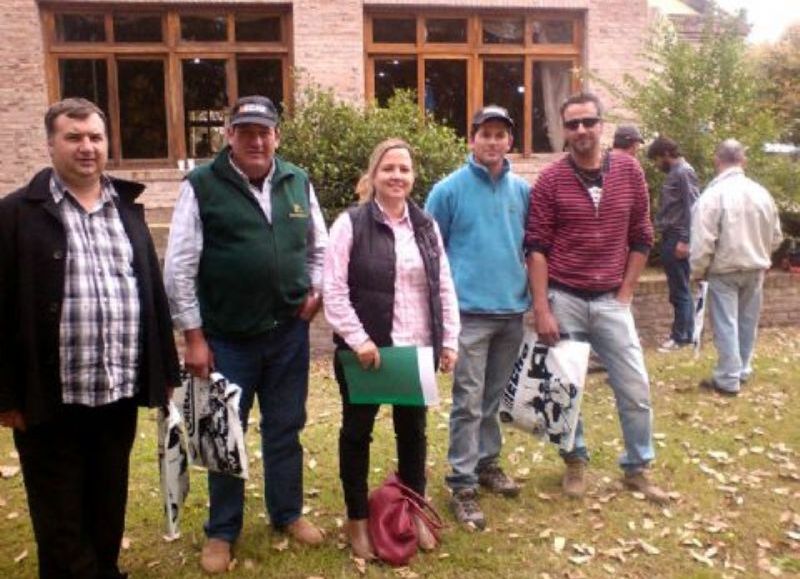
left=0, top=98, right=180, bottom=579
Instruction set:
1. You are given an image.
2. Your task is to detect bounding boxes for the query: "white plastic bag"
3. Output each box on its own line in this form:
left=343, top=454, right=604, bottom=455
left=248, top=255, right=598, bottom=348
left=500, top=330, right=590, bottom=452
left=173, top=370, right=249, bottom=479
left=157, top=401, right=189, bottom=540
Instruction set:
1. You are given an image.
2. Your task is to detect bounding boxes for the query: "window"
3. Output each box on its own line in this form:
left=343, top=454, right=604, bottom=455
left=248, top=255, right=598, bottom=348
left=42, top=7, right=291, bottom=166
left=366, top=11, right=583, bottom=155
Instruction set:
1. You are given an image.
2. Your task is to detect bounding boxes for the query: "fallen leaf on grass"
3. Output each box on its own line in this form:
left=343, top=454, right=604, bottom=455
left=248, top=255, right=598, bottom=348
left=351, top=556, right=367, bottom=575
left=393, top=568, right=419, bottom=578
left=553, top=536, right=566, bottom=553
left=568, top=555, right=592, bottom=565
left=121, top=537, right=131, bottom=550
left=7, top=511, right=19, bottom=520
left=638, top=540, right=660, bottom=555
left=272, top=538, right=290, bottom=552
left=690, top=550, right=715, bottom=567
left=243, top=559, right=256, bottom=570
left=0, top=465, right=20, bottom=478
left=14, top=550, right=28, bottom=564
left=307, top=458, right=318, bottom=470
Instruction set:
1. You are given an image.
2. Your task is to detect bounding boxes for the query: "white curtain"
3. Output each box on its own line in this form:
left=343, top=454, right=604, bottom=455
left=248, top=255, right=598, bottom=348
left=540, top=62, right=572, bottom=152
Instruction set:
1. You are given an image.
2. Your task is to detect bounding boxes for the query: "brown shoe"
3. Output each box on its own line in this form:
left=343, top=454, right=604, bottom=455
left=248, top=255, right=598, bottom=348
left=478, top=464, right=521, bottom=497
left=346, top=518, right=376, bottom=560
left=201, top=538, right=232, bottom=574
left=623, top=470, right=669, bottom=505
left=562, top=459, right=587, bottom=498
left=414, top=514, right=438, bottom=552
left=285, top=517, right=324, bottom=546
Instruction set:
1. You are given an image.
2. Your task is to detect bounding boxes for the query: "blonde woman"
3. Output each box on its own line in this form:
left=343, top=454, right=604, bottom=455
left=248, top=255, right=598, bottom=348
left=323, top=139, right=460, bottom=559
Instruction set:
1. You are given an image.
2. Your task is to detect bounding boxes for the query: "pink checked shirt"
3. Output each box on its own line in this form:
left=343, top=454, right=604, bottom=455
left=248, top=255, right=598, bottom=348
left=323, top=202, right=460, bottom=353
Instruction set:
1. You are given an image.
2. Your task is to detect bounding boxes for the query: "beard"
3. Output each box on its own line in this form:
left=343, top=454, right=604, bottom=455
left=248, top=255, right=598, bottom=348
left=568, top=134, right=598, bottom=156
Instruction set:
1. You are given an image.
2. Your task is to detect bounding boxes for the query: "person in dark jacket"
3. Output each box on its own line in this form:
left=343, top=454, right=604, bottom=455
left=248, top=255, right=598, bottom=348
left=647, top=136, right=700, bottom=351
left=0, top=98, right=180, bottom=579
left=323, top=138, right=460, bottom=560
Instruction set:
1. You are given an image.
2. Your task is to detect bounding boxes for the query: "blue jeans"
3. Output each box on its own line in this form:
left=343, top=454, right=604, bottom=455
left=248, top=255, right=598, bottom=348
left=205, top=318, right=310, bottom=542
left=446, top=314, right=523, bottom=491
left=661, top=234, right=694, bottom=343
left=708, top=270, right=764, bottom=393
left=550, top=289, right=655, bottom=472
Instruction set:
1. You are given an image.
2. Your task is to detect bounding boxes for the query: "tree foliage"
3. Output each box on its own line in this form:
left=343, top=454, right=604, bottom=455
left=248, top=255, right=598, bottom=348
left=279, top=85, right=466, bottom=222
left=613, top=8, right=779, bottom=188
left=752, top=24, right=800, bottom=145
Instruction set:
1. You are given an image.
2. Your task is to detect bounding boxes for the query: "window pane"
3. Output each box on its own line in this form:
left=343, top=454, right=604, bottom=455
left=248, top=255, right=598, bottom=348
left=237, top=59, right=284, bottom=114
left=182, top=59, right=228, bottom=158
left=425, top=60, right=467, bottom=138
left=55, top=14, right=106, bottom=42
left=118, top=60, right=167, bottom=159
left=532, top=61, right=573, bottom=153
left=58, top=59, right=111, bottom=157
left=372, top=18, right=416, bottom=43
left=374, top=59, right=416, bottom=107
left=532, top=20, right=574, bottom=44
left=180, top=15, right=227, bottom=42
left=113, top=14, right=163, bottom=43
left=482, top=18, right=523, bottom=44
left=235, top=15, right=281, bottom=42
left=482, top=60, right=524, bottom=151
left=425, top=19, right=467, bottom=43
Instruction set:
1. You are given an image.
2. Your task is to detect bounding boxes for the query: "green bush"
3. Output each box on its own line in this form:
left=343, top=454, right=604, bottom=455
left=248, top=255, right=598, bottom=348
left=279, top=85, right=466, bottom=222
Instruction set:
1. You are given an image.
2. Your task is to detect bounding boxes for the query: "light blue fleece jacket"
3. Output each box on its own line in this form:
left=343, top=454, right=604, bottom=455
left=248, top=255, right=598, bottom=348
left=425, top=154, right=531, bottom=314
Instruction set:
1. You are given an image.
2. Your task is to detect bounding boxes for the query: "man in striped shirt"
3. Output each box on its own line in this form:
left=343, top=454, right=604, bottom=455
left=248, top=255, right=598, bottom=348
left=525, top=92, right=668, bottom=504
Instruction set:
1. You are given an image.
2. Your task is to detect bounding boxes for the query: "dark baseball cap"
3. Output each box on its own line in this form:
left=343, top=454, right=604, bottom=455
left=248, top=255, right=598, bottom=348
left=613, top=125, right=644, bottom=148
left=472, top=105, right=514, bottom=128
left=230, top=95, right=279, bottom=128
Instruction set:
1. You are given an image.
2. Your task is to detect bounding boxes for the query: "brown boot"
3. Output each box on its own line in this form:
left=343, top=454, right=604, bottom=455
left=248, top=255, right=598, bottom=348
left=200, top=538, right=232, bottom=574
left=346, top=518, right=376, bottom=560
left=414, top=514, right=438, bottom=552
left=623, top=470, right=669, bottom=505
left=562, top=459, right=587, bottom=498
left=285, top=517, right=324, bottom=546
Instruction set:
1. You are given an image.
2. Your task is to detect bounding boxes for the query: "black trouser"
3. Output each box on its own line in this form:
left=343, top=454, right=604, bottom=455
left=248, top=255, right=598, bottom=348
left=13, top=398, right=138, bottom=579
left=334, top=353, right=427, bottom=519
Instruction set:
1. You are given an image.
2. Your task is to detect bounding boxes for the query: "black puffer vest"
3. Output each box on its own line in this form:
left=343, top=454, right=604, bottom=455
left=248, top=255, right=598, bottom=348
left=333, top=200, right=444, bottom=368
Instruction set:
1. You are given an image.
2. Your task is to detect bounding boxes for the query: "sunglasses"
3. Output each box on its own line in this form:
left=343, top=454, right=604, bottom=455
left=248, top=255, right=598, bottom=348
left=563, top=117, right=601, bottom=131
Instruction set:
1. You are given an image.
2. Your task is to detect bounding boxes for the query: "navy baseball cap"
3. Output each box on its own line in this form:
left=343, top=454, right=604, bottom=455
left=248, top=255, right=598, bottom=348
left=230, top=95, right=279, bottom=128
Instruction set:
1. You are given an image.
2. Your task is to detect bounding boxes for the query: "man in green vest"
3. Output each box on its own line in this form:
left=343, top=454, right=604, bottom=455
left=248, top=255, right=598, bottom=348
left=164, top=95, right=329, bottom=574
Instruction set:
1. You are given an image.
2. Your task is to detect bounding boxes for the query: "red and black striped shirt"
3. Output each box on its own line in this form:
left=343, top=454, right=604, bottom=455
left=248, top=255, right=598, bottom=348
left=525, top=152, right=653, bottom=293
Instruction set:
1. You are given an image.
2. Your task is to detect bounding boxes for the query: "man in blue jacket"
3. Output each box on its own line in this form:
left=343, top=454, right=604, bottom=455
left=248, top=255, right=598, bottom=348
left=426, top=105, right=531, bottom=529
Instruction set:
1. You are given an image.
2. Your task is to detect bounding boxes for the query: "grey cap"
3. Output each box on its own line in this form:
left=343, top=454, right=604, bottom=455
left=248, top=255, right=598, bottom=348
left=613, top=124, right=644, bottom=148
left=230, top=95, right=279, bottom=128
left=472, top=105, right=514, bottom=128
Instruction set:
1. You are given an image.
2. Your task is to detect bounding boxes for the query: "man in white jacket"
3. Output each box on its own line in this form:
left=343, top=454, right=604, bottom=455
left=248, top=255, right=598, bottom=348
left=690, top=139, right=783, bottom=396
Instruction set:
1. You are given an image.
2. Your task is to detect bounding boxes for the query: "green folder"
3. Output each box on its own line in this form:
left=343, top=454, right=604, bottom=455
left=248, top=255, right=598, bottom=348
left=337, top=346, right=439, bottom=406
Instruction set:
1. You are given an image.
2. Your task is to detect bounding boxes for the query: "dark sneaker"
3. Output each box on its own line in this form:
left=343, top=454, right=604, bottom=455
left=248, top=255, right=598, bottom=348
left=623, top=470, right=670, bottom=505
left=478, top=465, right=521, bottom=497
left=699, top=379, right=738, bottom=397
left=562, top=459, right=587, bottom=498
left=449, top=488, right=486, bottom=530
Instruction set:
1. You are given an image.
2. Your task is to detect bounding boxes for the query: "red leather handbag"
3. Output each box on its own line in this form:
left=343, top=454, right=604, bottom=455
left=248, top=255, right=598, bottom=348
left=368, top=473, right=444, bottom=566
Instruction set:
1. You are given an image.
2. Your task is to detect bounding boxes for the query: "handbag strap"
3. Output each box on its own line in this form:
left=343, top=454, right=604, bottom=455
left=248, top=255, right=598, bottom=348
left=387, top=477, right=444, bottom=532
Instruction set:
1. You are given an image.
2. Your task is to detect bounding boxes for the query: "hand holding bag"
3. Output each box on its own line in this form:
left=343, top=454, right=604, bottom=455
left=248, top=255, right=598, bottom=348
left=368, top=473, right=443, bottom=566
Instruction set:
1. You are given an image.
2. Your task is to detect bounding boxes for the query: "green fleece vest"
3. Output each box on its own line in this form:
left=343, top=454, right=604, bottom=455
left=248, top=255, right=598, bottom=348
left=189, top=148, right=310, bottom=337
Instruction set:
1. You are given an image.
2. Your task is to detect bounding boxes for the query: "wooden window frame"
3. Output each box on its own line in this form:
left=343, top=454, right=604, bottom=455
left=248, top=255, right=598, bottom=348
left=41, top=4, right=293, bottom=169
left=366, top=10, right=584, bottom=156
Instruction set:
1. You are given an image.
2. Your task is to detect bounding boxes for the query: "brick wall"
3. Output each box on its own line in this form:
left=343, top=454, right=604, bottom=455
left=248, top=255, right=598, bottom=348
left=0, top=1, right=49, bottom=193
left=309, top=271, right=800, bottom=358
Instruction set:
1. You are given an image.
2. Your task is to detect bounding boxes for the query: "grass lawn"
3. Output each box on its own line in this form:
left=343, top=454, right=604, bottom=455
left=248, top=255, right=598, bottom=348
left=0, top=327, right=798, bottom=578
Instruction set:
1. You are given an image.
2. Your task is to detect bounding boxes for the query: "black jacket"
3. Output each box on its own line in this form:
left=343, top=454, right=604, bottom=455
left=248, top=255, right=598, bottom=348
left=0, top=168, right=180, bottom=426
left=333, top=200, right=444, bottom=367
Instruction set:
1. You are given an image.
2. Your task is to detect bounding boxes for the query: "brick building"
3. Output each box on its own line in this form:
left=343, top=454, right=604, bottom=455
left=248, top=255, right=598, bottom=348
left=0, top=0, right=677, bottom=205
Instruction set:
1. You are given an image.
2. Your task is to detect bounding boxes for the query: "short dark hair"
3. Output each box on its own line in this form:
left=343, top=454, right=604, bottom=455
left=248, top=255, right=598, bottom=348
left=646, top=136, right=680, bottom=160
left=44, top=98, right=107, bottom=138
left=559, top=92, right=604, bottom=120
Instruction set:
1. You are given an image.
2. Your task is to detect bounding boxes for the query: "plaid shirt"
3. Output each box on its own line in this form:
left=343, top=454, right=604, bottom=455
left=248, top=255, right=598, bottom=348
left=51, top=174, right=141, bottom=406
